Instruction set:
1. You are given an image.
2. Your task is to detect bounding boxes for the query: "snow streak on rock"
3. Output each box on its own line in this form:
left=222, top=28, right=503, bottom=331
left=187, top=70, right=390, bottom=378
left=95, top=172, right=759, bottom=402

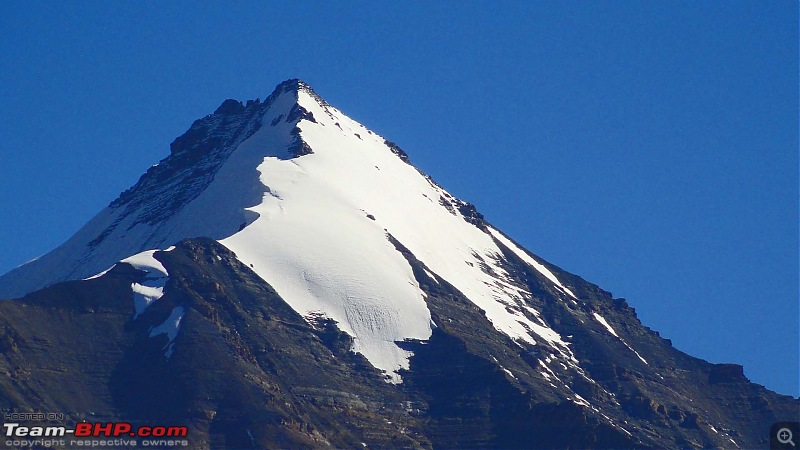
left=593, top=312, right=648, bottom=365
left=149, top=306, right=185, bottom=358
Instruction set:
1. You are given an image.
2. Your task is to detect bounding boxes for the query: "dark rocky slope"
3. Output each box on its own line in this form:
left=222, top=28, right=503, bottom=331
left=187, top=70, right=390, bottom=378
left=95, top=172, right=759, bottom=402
left=0, top=238, right=796, bottom=449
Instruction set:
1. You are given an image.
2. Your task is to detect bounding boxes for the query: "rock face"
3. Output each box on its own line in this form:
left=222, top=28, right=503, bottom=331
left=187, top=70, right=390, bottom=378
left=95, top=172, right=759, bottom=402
left=0, top=79, right=796, bottom=449
left=0, top=239, right=796, bottom=449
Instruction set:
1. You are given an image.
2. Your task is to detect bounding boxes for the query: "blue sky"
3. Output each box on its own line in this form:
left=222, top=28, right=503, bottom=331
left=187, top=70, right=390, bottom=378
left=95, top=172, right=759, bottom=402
left=1, top=1, right=797, bottom=396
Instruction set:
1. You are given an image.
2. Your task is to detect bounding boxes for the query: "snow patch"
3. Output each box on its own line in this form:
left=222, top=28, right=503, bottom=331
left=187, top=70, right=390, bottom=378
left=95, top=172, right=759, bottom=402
left=121, top=250, right=170, bottom=318
left=149, top=306, right=185, bottom=358
left=83, top=266, right=115, bottom=280
left=132, top=284, right=165, bottom=318
left=592, top=312, right=619, bottom=338
left=572, top=394, right=590, bottom=407
left=501, top=366, right=516, bottom=379
left=121, top=250, right=168, bottom=277
left=592, top=312, right=648, bottom=365
left=246, top=429, right=256, bottom=448
left=422, top=268, right=438, bottom=283
left=600, top=412, right=633, bottom=437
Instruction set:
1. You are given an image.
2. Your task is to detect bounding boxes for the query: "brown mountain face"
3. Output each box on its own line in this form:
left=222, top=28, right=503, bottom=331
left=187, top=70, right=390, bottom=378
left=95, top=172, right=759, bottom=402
left=0, top=238, right=795, bottom=449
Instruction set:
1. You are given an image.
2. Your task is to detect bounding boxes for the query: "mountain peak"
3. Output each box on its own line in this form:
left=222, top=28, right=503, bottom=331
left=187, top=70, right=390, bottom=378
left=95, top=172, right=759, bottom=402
left=0, top=79, right=796, bottom=448
left=0, top=78, right=386, bottom=298
left=274, top=77, right=307, bottom=92
left=278, top=77, right=318, bottom=92
left=271, top=78, right=321, bottom=102
left=210, top=78, right=317, bottom=120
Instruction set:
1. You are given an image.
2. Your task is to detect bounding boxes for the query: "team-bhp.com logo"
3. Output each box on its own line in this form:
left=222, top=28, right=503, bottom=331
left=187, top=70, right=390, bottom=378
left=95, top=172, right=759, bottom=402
left=5, top=422, right=187, bottom=438
left=4, top=421, right=188, bottom=448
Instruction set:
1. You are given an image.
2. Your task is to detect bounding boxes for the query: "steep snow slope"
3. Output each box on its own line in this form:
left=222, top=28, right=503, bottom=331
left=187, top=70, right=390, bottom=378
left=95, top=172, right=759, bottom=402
left=221, top=86, right=580, bottom=380
left=0, top=80, right=581, bottom=381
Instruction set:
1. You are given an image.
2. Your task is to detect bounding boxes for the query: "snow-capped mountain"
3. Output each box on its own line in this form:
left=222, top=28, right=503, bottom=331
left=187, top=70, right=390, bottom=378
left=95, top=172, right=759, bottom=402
left=0, top=80, right=795, bottom=449
left=0, top=79, right=581, bottom=381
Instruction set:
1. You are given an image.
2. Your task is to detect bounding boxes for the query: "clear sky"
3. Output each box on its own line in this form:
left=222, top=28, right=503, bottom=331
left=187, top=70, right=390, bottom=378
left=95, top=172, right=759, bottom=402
left=1, top=1, right=797, bottom=396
